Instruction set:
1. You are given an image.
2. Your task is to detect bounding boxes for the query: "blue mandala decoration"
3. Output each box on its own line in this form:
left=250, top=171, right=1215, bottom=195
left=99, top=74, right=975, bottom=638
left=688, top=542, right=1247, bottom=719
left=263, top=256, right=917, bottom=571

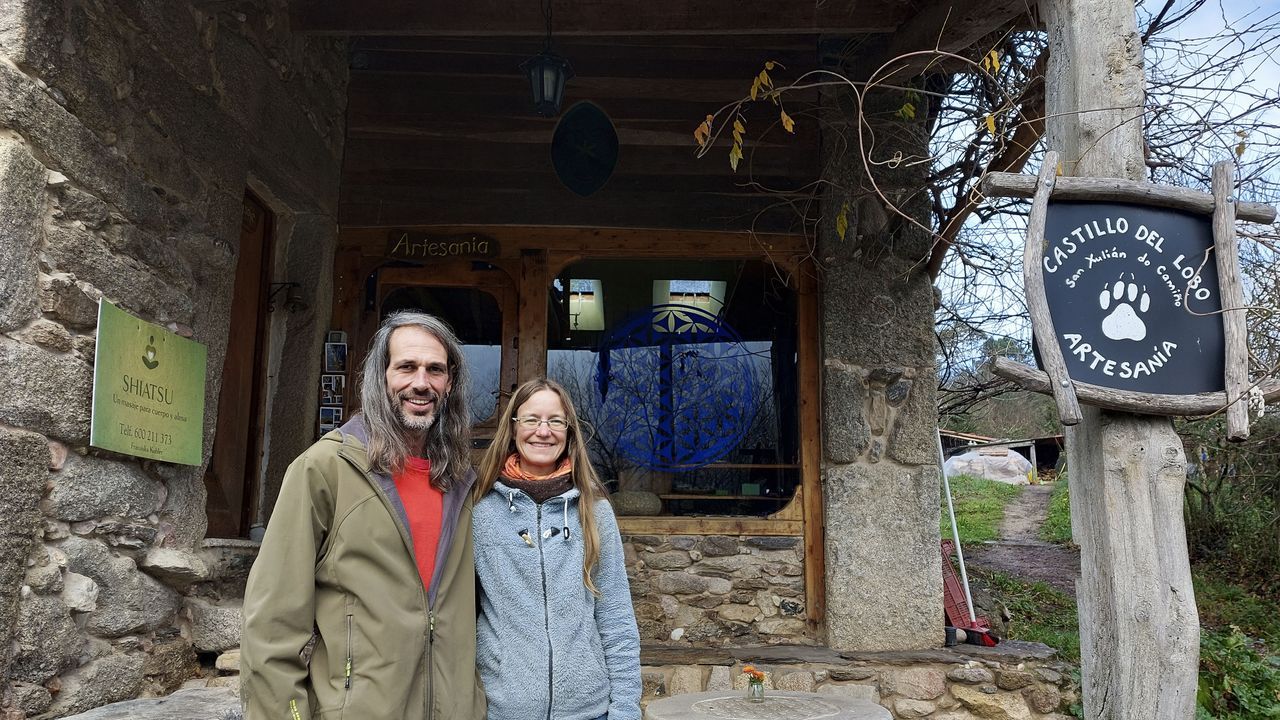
left=595, top=304, right=755, bottom=471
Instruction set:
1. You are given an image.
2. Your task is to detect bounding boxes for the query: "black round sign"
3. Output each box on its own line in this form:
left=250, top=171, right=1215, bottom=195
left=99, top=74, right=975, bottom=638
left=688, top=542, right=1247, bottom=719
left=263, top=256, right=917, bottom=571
left=1040, top=201, right=1225, bottom=395
left=551, top=101, right=618, bottom=197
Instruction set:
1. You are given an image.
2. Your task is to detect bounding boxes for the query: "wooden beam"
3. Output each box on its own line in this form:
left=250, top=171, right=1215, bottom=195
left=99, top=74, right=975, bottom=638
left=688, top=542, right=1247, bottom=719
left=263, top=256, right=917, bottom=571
left=339, top=225, right=810, bottom=257
left=983, top=171, right=1277, bottom=224
left=887, top=0, right=1031, bottom=64
left=517, top=251, right=550, bottom=383
left=616, top=516, right=802, bottom=536
left=1044, top=0, right=1199, bottom=717
left=1021, top=151, right=1082, bottom=425
left=797, top=260, right=826, bottom=628
left=992, top=358, right=1280, bottom=415
left=292, top=0, right=899, bottom=36
left=1212, top=162, right=1251, bottom=440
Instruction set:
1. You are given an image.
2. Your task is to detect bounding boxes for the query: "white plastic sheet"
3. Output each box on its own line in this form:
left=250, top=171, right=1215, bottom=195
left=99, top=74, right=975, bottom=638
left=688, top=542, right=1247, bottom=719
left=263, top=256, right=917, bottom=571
left=943, top=449, right=1033, bottom=484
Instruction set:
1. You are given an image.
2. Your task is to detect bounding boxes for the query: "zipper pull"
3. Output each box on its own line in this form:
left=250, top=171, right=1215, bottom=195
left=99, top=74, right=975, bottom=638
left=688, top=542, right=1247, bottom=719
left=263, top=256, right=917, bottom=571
left=429, top=611, right=436, bottom=642
left=345, top=613, right=353, bottom=688
left=344, top=658, right=352, bottom=688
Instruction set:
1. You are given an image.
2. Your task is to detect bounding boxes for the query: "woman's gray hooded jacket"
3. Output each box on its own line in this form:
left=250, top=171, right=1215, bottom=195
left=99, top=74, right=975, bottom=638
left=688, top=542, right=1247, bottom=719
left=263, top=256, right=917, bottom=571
left=473, top=479, right=641, bottom=720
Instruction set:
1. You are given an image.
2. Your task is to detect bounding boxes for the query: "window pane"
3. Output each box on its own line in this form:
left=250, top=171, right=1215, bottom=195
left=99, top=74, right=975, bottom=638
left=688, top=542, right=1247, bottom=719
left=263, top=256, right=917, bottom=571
left=547, top=259, right=798, bottom=517
left=382, top=286, right=503, bottom=423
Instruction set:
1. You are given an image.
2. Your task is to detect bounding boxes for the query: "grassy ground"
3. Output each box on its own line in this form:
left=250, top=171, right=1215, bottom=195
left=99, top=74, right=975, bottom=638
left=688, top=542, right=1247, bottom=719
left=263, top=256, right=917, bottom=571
left=955, top=472, right=1280, bottom=719
left=940, top=474, right=1023, bottom=544
left=1039, top=477, right=1073, bottom=544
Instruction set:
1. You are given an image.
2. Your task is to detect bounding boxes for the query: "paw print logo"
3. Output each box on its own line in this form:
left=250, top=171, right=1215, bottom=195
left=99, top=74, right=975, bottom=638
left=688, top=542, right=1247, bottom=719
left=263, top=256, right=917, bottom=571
left=1099, top=279, right=1150, bottom=341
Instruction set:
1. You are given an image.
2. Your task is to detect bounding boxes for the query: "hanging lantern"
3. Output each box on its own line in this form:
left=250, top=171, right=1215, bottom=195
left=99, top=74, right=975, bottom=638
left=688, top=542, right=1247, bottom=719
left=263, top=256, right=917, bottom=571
left=521, top=51, right=574, bottom=117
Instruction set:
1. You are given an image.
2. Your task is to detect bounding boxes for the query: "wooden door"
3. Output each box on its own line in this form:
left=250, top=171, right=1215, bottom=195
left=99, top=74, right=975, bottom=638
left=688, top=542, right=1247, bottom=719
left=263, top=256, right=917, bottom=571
left=204, top=193, right=273, bottom=538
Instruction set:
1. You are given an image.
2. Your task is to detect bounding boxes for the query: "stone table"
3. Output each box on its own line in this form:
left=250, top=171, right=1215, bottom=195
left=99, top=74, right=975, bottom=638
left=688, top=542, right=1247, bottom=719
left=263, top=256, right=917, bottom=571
left=644, top=690, right=892, bottom=720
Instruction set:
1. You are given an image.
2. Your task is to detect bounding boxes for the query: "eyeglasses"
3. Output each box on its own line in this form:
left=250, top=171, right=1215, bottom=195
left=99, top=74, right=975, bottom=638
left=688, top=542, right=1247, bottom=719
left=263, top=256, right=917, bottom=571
left=512, top=416, right=569, bottom=432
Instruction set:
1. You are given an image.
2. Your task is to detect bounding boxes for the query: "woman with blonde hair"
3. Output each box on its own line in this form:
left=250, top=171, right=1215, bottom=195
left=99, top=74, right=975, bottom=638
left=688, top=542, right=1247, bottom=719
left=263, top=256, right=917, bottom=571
left=472, top=378, right=640, bottom=720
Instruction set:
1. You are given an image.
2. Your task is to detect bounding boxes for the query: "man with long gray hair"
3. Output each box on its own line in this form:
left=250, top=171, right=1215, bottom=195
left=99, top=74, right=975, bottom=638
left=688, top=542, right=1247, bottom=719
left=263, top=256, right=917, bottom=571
left=241, top=311, right=486, bottom=720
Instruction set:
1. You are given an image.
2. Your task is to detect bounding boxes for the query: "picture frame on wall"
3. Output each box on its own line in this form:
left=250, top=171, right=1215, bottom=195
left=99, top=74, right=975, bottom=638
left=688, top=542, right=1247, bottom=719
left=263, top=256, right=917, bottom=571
left=324, top=342, right=347, bottom=373
left=319, top=406, right=343, bottom=433
left=320, top=374, right=345, bottom=406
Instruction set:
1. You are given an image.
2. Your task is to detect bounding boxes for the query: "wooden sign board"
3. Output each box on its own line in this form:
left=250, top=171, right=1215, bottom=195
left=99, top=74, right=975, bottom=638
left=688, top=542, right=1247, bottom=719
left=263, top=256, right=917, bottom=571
left=385, top=231, right=500, bottom=263
left=1039, top=202, right=1224, bottom=394
left=983, top=154, right=1278, bottom=438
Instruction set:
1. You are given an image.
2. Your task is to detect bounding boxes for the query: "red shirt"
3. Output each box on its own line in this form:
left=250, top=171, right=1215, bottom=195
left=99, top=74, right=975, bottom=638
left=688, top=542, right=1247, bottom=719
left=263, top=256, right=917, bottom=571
left=392, top=457, right=443, bottom=590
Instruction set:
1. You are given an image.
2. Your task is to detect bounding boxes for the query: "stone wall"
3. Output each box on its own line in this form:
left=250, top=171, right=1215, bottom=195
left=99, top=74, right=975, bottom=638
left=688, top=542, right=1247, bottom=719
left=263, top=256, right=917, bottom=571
left=625, top=535, right=817, bottom=646
left=0, top=1, right=347, bottom=717
left=639, top=643, right=1079, bottom=720
left=818, top=79, right=944, bottom=651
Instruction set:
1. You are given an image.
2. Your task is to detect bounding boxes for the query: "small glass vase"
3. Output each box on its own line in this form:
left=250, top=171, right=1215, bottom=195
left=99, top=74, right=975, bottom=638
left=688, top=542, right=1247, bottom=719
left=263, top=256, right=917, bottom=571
left=746, top=680, right=765, bottom=703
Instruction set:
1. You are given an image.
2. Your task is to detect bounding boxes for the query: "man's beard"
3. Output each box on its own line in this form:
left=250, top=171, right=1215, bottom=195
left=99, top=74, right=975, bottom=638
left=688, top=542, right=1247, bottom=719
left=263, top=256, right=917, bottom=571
left=394, top=389, right=442, bottom=433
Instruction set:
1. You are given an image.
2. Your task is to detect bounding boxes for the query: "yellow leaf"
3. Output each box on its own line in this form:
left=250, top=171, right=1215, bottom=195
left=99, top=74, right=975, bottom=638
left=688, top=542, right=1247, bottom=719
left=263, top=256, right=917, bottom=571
left=693, top=115, right=712, bottom=147
left=1056, top=161, right=1064, bottom=176
left=734, top=119, right=745, bottom=134
left=1236, top=141, right=1247, bottom=157
left=836, top=201, right=849, bottom=240
left=732, top=129, right=743, bottom=144
left=750, top=77, right=760, bottom=101
left=759, top=70, right=773, bottom=91
left=988, top=49, right=1001, bottom=72
left=897, top=102, right=916, bottom=120
left=984, top=114, right=996, bottom=134
left=729, top=143, right=742, bottom=172
left=780, top=109, right=795, bottom=133
left=765, top=61, right=776, bottom=70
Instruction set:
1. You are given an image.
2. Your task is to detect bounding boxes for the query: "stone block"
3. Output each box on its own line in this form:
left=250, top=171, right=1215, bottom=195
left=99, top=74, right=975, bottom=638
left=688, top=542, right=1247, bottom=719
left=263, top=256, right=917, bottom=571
left=214, top=648, right=240, bottom=673
left=996, top=669, right=1036, bottom=691
left=655, top=572, right=708, bottom=595
left=0, top=138, right=46, bottom=332
left=41, top=273, right=101, bottom=329
left=948, top=666, right=994, bottom=684
left=40, top=653, right=147, bottom=718
left=12, top=318, right=74, bottom=352
left=25, top=554, right=63, bottom=594
left=894, top=697, right=937, bottom=718
left=951, top=684, right=1032, bottom=720
left=817, top=682, right=880, bottom=703
left=668, top=666, right=703, bottom=695
left=888, top=364, right=938, bottom=466
left=9, top=681, right=52, bottom=716
left=755, top=618, right=806, bottom=636
left=823, top=364, right=868, bottom=463
left=610, top=490, right=662, bottom=516
left=882, top=667, right=946, bottom=700
left=0, top=426, right=49, bottom=681
left=715, top=604, right=759, bottom=623
left=186, top=597, right=243, bottom=652
left=642, top=550, right=692, bottom=570
left=823, top=463, right=941, bottom=651
left=706, top=666, right=733, bottom=690
left=775, top=671, right=816, bottom=692
left=46, top=454, right=165, bottom=522
left=139, top=547, right=211, bottom=588
left=1024, top=685, right=1062, bottom=714
left=828, top=667, right=876, bottom=681
left=700, top=536, right=738, bottom=557
left=641, top=670, right=667, bottom=699
left=58, top=536, right=181, bottom=637
left=62, top=571, right=99, bottom=612
left=8, top=595, right=82, bottom=684
left=143, top=638, right=200, bottom=693
left=54, top=686, right=242, bottom=719
left=0, top=336, right=93, bottom=442
left=744, top=537, right=798, bottom=550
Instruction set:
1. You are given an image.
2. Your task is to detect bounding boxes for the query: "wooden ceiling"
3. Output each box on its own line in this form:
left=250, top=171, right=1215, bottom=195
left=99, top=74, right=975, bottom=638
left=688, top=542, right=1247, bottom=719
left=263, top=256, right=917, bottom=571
left=297, top=1, right=1027, bottom=233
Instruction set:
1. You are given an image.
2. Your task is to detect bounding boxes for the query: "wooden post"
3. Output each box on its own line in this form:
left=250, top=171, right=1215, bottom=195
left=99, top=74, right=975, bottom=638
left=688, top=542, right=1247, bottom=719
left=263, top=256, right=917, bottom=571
left=1211, top=161, right=1250, bottom=440
left=1044, top=0, right=1200, bottom=717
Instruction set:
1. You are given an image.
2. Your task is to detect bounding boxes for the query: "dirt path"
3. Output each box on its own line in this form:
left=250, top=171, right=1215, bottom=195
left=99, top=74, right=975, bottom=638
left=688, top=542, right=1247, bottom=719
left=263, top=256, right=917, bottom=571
left=962, top=483, right=1081, bottom=597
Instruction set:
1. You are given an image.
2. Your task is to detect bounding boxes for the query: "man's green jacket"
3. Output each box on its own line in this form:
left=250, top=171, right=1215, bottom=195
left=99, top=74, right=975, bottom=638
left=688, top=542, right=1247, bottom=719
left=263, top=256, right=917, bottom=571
left=241, top=416, right=485, bottom=720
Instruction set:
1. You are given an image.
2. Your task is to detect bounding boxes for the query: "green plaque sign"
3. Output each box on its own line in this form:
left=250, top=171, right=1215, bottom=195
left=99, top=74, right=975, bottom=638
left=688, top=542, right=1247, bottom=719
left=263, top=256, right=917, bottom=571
left=90, top=300, right=207, bottom=465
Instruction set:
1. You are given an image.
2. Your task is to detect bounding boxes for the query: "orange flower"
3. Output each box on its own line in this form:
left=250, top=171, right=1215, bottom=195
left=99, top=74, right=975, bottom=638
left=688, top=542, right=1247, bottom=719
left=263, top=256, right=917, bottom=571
left=741, top=665, right=765, bottom=682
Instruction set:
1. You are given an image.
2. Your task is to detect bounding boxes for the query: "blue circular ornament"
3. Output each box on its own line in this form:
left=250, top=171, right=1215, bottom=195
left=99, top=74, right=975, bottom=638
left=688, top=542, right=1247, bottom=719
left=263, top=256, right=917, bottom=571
left=594, top=304, right=755, bottom=471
